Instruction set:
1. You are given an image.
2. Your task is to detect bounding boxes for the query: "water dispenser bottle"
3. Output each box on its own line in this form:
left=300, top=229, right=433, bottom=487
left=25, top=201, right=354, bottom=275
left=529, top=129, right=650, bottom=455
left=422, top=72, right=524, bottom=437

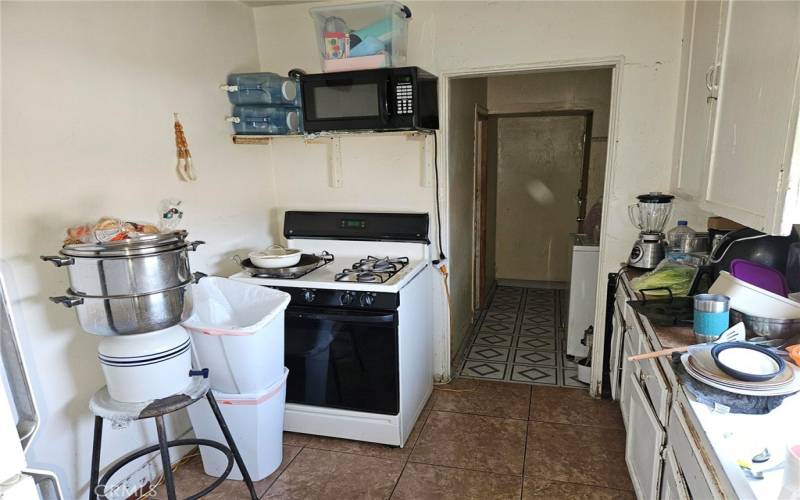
left=221, top=73, right=301, bottom=106
left=667, top=220, right=696, bottom=254
left=227, top=106, right=302, bottom=135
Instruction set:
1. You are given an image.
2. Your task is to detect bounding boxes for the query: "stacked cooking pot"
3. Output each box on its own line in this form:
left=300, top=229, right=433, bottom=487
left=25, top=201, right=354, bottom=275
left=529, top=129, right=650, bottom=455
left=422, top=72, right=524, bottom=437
left=42, top=230, right=205, bottom=402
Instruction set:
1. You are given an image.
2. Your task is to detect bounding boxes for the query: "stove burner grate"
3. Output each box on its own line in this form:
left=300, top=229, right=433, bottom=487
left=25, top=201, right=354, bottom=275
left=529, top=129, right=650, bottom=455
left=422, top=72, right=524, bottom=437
left=335, top=256, right=410, bottom=283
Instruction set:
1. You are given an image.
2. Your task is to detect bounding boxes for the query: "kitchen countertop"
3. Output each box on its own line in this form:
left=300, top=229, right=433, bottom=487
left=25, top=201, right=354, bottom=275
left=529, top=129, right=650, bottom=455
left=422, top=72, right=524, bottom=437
left=619, top=269, right=800, bottom=499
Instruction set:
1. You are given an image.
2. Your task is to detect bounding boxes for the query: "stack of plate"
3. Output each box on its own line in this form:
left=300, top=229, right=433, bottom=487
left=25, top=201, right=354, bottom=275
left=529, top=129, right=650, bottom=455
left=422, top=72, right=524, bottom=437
left=681, top=346, right=800, bottom=396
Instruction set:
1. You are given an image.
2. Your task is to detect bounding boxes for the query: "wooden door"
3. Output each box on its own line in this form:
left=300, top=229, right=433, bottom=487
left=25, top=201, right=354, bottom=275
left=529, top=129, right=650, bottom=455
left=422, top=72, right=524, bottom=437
left=494, top=115, right=586, bottom=282
left=472, top=108, right=489, bottom=311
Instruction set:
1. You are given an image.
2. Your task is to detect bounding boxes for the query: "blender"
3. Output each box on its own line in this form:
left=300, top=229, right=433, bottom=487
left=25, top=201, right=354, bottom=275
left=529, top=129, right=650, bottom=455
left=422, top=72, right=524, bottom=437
left=628, top=192, right=674, bottom=269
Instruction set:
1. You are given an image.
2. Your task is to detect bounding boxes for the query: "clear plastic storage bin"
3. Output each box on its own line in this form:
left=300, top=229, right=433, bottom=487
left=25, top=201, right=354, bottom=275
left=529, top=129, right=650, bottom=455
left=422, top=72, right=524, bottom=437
left=309, top=1, right=411, bottom=72
left=221, top=73, right=300, bottom=106
left=227, top=105, right=303, bottom=135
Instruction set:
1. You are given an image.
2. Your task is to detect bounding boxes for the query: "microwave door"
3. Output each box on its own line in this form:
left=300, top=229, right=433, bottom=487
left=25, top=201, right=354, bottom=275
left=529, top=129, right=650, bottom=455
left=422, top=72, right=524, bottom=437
left=303, top=76, right=389, bottom=132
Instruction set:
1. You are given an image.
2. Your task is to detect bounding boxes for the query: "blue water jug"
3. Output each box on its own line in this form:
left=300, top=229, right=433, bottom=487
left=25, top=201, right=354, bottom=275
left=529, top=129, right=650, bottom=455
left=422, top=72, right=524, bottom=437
left=221, top=73, right=301, bottom=106
left=228, top=106, right=303, bottom=135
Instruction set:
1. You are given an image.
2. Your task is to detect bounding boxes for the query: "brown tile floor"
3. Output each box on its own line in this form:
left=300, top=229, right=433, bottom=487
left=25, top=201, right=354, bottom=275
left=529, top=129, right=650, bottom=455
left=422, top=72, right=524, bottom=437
left=153, top=379, right=633, bottom=499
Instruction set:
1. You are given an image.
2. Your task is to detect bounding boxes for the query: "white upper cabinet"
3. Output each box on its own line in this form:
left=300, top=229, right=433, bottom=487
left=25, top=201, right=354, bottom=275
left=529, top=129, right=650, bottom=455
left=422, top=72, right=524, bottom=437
left=672, top=0, right=800, bottom=235
left=672, top=0, right=726, bottom=200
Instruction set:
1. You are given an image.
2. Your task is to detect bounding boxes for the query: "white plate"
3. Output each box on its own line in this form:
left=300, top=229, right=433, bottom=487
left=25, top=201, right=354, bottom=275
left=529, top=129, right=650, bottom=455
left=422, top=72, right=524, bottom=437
left=717, top=346, right=781, bottom=376
left=681, top=353, right=800, bottom=396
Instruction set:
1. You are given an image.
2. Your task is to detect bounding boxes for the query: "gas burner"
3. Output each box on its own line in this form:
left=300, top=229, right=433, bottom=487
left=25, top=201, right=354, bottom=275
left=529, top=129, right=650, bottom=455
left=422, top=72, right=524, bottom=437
left=335, top=256, right=410, bottom=283
left=334, top=269, right=385, bottom=283
left=353, top=256, right=409, bottom=273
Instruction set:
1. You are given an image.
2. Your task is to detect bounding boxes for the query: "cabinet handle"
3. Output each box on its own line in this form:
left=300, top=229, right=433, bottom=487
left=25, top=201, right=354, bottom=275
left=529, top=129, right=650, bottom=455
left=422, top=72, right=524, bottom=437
left=705, top=64, right=714, bottom=94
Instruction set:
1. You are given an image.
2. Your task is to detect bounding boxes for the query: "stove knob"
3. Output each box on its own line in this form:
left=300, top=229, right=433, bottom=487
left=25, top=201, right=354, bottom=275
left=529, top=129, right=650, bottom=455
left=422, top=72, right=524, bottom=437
left=360, top=293, right=375, bottom=307
left=340, top=292, right=355, bottom=305
left=303, top=290, right=316, bottom=303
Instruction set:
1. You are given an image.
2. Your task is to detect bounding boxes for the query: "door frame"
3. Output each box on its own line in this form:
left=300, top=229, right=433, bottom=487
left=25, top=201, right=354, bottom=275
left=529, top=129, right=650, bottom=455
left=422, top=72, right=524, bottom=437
left=437, top=57, right=623, bottom=396
left=472, top=104, right=489, bottom=313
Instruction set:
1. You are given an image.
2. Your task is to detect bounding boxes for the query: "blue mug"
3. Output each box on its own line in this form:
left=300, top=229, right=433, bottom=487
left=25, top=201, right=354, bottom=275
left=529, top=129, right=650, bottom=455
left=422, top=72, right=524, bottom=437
left=694, top=294, right=730, bottom=342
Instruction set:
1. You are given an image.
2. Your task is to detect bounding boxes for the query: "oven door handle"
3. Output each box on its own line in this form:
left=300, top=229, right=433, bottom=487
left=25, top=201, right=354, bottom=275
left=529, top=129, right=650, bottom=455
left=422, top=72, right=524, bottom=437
left=286, top=309, right=395, bottom=324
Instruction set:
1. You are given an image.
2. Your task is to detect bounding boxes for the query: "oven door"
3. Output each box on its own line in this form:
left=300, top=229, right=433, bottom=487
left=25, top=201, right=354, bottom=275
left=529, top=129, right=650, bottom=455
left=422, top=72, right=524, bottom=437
left=301, top=70, right=393, bottom=133
left=284, top=306, right=399, bottom=415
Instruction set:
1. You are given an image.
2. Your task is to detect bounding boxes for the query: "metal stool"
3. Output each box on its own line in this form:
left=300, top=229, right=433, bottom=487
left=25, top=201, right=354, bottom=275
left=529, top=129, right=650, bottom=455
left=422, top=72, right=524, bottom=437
left=88, top=377, right=258, bottom=500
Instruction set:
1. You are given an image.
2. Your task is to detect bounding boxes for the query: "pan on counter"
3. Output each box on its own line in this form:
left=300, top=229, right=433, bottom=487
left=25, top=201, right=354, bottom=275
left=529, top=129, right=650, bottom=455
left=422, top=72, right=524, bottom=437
left=234, top=252, right=334, bottom=278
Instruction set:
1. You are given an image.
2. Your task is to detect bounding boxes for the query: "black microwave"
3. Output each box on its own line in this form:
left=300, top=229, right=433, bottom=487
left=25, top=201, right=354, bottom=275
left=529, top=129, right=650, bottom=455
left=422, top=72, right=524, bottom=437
left=300, top=67, right=438, bottom=133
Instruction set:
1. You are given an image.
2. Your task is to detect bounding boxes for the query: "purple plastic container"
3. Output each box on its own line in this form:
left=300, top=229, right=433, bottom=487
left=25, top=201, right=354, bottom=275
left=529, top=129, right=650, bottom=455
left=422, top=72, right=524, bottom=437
left=729, top=258, right=790, bottom=297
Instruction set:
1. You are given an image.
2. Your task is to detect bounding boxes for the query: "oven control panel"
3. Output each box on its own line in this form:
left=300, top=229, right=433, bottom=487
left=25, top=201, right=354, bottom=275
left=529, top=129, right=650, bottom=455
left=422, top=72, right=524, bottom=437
left=273, top=287, right=399, bottom=310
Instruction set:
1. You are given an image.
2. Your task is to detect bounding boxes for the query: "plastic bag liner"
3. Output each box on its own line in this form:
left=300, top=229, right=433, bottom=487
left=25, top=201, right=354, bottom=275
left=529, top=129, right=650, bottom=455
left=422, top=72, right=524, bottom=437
left=182, top=277, right=290, bottom=336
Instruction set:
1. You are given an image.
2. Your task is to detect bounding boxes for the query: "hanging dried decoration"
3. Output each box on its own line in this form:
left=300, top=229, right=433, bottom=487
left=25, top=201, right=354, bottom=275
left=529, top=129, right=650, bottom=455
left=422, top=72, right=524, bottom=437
left=173, top=113, right=196, bottom=181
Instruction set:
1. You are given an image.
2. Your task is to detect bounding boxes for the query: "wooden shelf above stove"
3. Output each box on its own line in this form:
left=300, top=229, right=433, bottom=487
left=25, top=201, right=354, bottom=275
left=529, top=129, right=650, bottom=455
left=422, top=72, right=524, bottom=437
left=231, top=130, right=433, bottom=145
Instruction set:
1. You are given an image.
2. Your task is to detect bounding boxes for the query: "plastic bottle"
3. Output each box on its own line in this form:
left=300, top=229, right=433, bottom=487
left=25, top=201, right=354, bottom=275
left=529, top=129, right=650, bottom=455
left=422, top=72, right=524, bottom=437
left=221, top=73, right=300, bottom=106
left=667, top=220, right=696, bottom=253
left=228, top=106, right=302, bottom=135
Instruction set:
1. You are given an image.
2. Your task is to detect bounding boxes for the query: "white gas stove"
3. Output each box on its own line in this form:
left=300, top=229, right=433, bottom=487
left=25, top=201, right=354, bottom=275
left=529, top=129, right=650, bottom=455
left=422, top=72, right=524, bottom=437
left=231, top=211, right=433, bottom=447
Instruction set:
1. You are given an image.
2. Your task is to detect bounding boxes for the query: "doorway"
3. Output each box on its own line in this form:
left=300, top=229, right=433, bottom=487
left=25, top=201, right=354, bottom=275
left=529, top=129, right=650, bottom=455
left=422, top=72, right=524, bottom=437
left=453, top=68, right=613, bottom=387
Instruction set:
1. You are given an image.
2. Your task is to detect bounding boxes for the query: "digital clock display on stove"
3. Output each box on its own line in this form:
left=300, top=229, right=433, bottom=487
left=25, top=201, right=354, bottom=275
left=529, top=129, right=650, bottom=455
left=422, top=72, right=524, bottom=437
left=340, top=219, right=366, bottom=229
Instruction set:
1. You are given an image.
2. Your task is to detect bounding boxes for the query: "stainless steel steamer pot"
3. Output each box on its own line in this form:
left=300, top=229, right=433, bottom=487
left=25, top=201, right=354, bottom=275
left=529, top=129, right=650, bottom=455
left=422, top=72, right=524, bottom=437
left=41, top=231, right=204, bottom=296
left=49, top=273, right=205, bottom=336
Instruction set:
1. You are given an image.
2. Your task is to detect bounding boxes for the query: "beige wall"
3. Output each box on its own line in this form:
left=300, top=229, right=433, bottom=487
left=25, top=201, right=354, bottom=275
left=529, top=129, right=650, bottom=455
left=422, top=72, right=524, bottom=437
left=252, top=1, right=697, bottom=378
left=447, top=78, right=487, bottom=354
left=1, top=2, right=268, bottom=496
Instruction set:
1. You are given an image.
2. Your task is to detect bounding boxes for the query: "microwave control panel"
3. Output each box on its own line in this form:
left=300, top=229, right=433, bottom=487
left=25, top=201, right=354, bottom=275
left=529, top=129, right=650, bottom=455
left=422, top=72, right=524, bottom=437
left=395, top=80, right=413, bottom=115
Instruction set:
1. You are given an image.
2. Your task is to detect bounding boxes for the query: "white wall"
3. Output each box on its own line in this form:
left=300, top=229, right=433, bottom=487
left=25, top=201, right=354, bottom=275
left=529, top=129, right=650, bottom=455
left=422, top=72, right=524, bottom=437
left=1, top=2, right=269, bottom=496
left=252, top=1, right=706, bottom=387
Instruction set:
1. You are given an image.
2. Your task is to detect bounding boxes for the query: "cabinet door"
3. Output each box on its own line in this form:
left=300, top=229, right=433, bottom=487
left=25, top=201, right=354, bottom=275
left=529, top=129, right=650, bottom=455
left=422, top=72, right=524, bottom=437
left=705, top=1, right=800, bottom=234
left=661, top=447, right=691, bottom=500
left=609, top=302, right=625, bottom=401
left=619, top=335, right=636, bottom=428
left=625, top=370, right=666, bottom=499
left=672, top=0, right=726, bottom=199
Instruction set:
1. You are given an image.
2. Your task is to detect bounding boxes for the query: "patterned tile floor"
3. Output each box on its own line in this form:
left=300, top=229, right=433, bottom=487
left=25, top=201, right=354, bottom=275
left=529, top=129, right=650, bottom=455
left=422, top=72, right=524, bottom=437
left=458, top=286, right=588, bottom=387
left=152, top=380, right=632, bottom=499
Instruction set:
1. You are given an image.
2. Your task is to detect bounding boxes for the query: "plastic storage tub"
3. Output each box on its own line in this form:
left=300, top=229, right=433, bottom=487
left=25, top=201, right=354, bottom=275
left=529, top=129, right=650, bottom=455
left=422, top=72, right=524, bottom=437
left=97, top=325, right=192, bottom=403
left=187, top=368, right=288, bottom=481
left=310, top=1, right=411, bottom=72
left=227, top=106, right=303, bottom=135
left=182, top=277, right=290, bottom=393
left=222, top=73, right=300, bottom=106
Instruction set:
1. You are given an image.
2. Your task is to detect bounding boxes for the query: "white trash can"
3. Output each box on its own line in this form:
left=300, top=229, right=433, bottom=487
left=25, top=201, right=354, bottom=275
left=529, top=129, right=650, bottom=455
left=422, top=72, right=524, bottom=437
left=182, top=277, right=289, bottom=394
left=188, top=367, right=289, bottom=481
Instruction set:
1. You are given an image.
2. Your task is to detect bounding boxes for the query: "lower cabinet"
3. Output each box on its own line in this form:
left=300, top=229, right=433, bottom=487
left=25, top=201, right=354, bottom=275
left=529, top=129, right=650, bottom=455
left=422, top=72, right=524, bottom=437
left=661, top=447, right=691, bottom=500
left=619, top=336, right=635, bottom=428
left=609, top=302, right=626, bottom=401
left=668, top=400, right=717, bottom=499
left=625, top=370, right=666, bottom=499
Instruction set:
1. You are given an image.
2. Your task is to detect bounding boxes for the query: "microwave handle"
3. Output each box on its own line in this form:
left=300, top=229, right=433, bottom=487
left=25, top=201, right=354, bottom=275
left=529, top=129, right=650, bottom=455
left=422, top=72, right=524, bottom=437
left=382, top=80, right=392, bottom=120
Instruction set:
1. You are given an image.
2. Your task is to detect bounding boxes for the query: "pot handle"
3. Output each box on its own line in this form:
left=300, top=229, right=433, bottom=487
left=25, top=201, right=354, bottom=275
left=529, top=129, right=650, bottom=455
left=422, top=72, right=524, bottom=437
left=187, top=241, right=205, bottom=251
left=192, top=272, right=208, bottom=283
left=49, top=296, right=84, bottom=308
left=40, top=256, right=75, bottom=267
